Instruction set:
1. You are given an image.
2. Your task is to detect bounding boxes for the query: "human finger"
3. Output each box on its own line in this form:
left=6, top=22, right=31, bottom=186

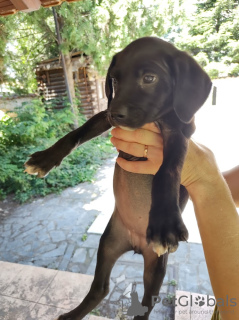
left=111, top=126, right=162, bottom=147
left=111, top=137, right=147, bottom=158
left=111, top=135, right=163, bottom=160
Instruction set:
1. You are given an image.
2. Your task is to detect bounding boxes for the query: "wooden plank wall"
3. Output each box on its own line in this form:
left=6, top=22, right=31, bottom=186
left=36, top=66, right=107, bottom=119
left=76, top=67, right=96, bottom=118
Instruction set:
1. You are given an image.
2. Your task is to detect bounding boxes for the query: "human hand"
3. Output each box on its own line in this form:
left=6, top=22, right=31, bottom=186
left=111, top=123, right=163, bottom=175
left=111, top=123, right=220, bottom=189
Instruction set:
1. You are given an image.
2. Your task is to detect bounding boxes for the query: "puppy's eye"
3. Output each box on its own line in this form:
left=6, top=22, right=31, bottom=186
left=143, top=75, right=156, bottom=84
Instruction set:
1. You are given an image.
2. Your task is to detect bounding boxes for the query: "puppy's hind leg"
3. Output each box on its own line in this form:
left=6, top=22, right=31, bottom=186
left=133, top=250, right=168, bottom=320
left=56, top=211, right=132, bottom=320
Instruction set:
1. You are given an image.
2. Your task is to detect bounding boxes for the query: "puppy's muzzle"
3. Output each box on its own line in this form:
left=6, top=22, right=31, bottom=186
left=108, top=105, right=146, bottom=129
left=109, top=105, right=128, bottom=124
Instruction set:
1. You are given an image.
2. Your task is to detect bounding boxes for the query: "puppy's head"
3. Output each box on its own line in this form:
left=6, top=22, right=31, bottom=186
left=106, top=37, right=212, bottom=128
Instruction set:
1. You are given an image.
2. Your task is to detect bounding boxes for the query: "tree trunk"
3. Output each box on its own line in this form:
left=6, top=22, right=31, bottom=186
left=64, top=52, right=79, bottom=129
left=53, top=8, right=78, bottom=129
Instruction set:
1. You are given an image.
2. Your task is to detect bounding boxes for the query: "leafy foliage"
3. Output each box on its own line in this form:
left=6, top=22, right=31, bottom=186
left=0, top=0, right=182, bottom=93
left=0, top=99, right=114, bottom=203
left=176, top=0, right=239, bottom=78
left=1, top=0, right=239, bottom=92
left=0, top=9, right=58, bottom=94
left=0, top=15, right=16, bottom=88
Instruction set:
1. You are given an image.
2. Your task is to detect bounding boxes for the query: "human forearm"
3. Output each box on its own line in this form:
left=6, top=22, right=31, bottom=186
left=187, top=173, right=239, bottom=319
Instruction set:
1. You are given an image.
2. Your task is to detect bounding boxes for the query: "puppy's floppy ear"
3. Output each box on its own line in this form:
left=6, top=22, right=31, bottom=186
left=172, top=51, right=212, bottom=123
left=105, top=55, right=116, bottom=108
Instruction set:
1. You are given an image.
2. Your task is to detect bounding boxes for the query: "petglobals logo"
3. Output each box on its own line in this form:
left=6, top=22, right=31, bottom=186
left=151, top=294, right=237, bottom=308
left=127, top=283, right=148, bottom=317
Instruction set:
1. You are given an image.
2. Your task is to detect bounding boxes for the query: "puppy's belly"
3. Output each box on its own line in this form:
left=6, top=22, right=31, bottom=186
left=113, top=163, right=153, bottom=250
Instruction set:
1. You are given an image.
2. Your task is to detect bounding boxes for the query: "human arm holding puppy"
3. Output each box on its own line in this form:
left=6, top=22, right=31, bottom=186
left=111, top=124, right=239, bottom=320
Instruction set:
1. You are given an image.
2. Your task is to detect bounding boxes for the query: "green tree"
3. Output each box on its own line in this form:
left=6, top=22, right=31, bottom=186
left=0, top=0, right=182, bottom=94
left=0, top=9, right=58, bottom=94
left=0, top=15, right=16, bottom=92
left=176, top=0, right=239, bottom=78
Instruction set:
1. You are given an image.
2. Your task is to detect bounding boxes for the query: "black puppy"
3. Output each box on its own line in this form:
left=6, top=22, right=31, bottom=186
left=25, top=37, right=211, bottom=320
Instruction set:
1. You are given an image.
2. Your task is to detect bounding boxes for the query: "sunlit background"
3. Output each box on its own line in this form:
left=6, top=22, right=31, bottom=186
left=184, top=77, right=239, bottom=243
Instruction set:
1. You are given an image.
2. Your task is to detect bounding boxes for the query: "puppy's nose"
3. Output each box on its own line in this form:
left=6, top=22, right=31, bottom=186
left=111, top=107, right=127, bottom=122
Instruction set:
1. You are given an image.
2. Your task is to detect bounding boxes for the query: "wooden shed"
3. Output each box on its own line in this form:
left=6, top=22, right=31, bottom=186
left=35, top=52, right=107, bottom=119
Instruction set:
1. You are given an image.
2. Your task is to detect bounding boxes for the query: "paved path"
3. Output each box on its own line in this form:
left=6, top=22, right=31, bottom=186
left=0, top=157, right=115, bottom=272
left=0, top=156, right=213, bottom=320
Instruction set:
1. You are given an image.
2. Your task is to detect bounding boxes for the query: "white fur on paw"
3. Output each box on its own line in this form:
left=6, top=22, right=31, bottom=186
left=24, top=164, right=48, bottom=178
left=152, top=242, right=168, bottom=257
left=24, top=165, right=39, bottom=175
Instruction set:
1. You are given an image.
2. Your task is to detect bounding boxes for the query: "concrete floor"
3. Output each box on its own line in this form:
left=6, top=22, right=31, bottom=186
left=0, top=260, right=109, bottom=320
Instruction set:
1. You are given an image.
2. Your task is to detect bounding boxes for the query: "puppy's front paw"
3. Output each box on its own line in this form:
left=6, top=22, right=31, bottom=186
left=24, top=149, right=61, bottom=178
left=146, top=208, right=188, bottom=256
